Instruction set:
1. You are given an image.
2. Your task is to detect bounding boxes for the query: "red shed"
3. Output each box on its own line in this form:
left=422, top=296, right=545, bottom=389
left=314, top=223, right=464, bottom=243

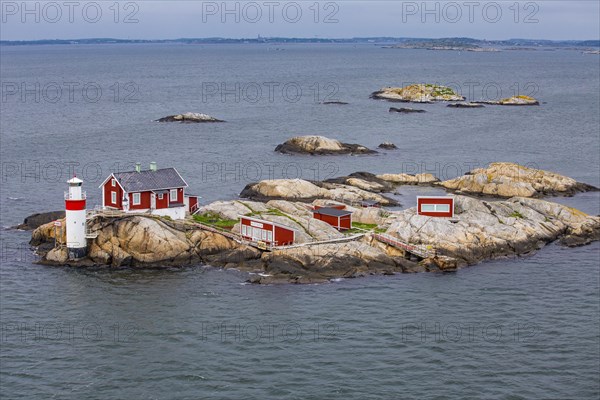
left=239, top=216, right=295, bottom=246
left=313, top=207, right=353, bottom=230
left=417, top=196, right=454, bottom=218
left=313, top=204, right=346, bottom=210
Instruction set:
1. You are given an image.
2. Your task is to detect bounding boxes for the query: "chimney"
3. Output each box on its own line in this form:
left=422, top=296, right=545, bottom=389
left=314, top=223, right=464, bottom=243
left=135, top=162, right=141, bottom=173
left=150, top=162, right=157, bottom=172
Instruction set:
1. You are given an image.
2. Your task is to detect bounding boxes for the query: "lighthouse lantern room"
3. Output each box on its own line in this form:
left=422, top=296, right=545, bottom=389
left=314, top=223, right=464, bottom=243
left=65, top=176, right=87, bottom=259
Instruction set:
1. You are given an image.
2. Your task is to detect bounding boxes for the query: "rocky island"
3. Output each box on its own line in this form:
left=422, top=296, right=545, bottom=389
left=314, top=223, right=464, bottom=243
left=156, top=112, right=225, bottom=123
left=371, top=84, right=465, bottom=103
left=274, top=135, right=376, bottom=155
left=378, top=142, right=398, bottom=150
left=389, top=107, right=426, bottom=113
left=30, top=194, right=599, bottom=284
left=473, top=95, right=540, bottom=106
left=27, top=163, right=599, bottom=284
left=240, top=177, right=398, bottom=205
left=438, top=162, right=597, bottom=197
left=447, top=103, right=485, bottom=108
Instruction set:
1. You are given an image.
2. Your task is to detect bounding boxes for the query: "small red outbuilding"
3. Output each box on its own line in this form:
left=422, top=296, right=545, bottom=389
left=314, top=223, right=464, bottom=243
left=312, top=207, right=353, bottom=230
left=417, top=196, right=455, bottom=218
left=239, top=216, right=295, bottom=246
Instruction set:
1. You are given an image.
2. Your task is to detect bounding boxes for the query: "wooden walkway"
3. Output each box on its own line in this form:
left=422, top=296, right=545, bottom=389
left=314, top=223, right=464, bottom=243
left=372, top=233, right=435, bottom=259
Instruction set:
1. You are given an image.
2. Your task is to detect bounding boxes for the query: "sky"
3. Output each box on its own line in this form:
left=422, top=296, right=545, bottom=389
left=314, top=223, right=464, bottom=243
left=1, top=1, right=599, bottom=41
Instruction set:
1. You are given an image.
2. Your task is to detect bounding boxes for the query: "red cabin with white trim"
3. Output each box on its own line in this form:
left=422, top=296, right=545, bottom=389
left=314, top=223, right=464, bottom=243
left=99, top=163, right=199, bottom=220
left=239, top=216, right=295, bottom=246
left=417, top=196, right=454, bottom=218
left=312, top=207, right=353, bottom=230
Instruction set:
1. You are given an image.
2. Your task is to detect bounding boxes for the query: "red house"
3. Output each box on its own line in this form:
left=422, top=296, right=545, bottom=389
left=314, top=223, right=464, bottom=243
left=313, top=207, right=353, bottom=230
left=239, top=216, right=295, bottom=246
left=417, top=196, right=454, bottom=218
left=99, top=163, right=199, bottom=220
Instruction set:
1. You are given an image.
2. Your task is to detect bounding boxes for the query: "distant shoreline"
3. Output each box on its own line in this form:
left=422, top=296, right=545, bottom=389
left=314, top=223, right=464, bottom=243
left=2, top=37, right=599, bottom=48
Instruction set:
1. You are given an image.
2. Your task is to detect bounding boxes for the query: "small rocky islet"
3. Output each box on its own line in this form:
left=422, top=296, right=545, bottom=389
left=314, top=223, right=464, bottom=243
left=377, top=142, right=398, bottom=150
left=156, top=112, right=225, bottom=123
left=472, top=95, right=540, bottom=106
left=389, top=107, right=426, bottom=113
left=274, top=135, right=376, bottom=155
left=371, top=84, right=539, bottom=107
left=29, top=163, right=599, bottom=284
left=371, top=84, right=465, bottom=103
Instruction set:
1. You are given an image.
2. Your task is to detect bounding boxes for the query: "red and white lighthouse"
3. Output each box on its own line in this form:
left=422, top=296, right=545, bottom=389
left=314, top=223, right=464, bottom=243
left=65, top=176, right=87, bottom=259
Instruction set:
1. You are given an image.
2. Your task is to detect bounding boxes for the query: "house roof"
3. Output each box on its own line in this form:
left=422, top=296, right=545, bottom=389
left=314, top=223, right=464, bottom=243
left=313, top=207, right=353, bottom=217
left=111, top=168, right=188, bottom=192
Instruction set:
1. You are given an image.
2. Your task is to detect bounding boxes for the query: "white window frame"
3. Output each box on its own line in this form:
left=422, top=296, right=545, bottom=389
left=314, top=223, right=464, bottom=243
left=132, top=193, right=141, bottom=205
left=111, top=178, right=116, bottom=187
left=111, top=191, right=117, bottom=204
left=267, top=231, right=273, bottom=242
left=158, top=193, right=164, bottom=200
left=170, top=189, right=178, bottom=202
left=242, top=225, right=247, bottom=236
left=434, top=204, right=450, bottom=213
left=421, top=203, right=450, bottom=213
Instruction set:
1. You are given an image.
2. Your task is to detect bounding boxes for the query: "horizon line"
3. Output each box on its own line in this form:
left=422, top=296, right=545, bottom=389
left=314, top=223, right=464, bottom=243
left=2, top=36, right=599, bottom=43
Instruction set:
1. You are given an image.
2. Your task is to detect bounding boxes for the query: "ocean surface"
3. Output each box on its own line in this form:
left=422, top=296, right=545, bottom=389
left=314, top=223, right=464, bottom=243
left=1, top=44, right=599, bottom=399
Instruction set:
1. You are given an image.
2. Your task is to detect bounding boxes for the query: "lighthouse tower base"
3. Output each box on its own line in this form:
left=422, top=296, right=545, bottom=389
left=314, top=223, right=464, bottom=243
left=67, top=246, right=87, bottom=260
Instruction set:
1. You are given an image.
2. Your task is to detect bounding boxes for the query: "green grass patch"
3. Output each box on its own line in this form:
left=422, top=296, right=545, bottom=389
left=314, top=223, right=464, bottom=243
left=343, top=222, right=386, bottom=235
left=509, top=211, right=525, bottom=219
left=193, top=212, right=238, bottom=229
left=352, top=222, right=378, bottom=230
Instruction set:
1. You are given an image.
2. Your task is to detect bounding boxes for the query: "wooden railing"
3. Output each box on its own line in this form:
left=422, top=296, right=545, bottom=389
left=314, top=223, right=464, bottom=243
left=373, top=233, right=435, bottom=259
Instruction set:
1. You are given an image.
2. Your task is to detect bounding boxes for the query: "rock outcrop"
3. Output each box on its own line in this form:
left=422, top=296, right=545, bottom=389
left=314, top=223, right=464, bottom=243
left=240, top=178, right=399, bottom=206
left=198, top=200, right=270, bottom=220
left=14, top=211, right=65, bottom=230
left=376, top=172, right=439, bottom=185
left=371, top=84, right=465, bottom=103
left=325, top=172, right=396, bottom=193
left=29, top=191, right=600, bottom=284
left=33, top=215, right=257, bottom=268
left=31, top=213, right=412, bottom=283
left=156, top=112, right=224, bottom=123
left=447, top=103, right=485, bottom=108
left=254, top=240, right=412, bottom=284
left=389, top=107, right=426, bottom=113
left=498, top=95, right=539, bottom=105
left=30, top=218, right=65, bottom=246
left=387, top=195, right=600, bottom=266
left=439, top=162, right=598, bottom=197
left=274, top=135, right=376, bottom=155
left=378, top=142, right=398, bottom=150
left=473, top=96, right=539, bottom=106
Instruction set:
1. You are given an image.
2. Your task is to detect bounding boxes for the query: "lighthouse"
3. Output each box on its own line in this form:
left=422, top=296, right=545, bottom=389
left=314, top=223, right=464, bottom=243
left=65, top=176, right=87, bottom=259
